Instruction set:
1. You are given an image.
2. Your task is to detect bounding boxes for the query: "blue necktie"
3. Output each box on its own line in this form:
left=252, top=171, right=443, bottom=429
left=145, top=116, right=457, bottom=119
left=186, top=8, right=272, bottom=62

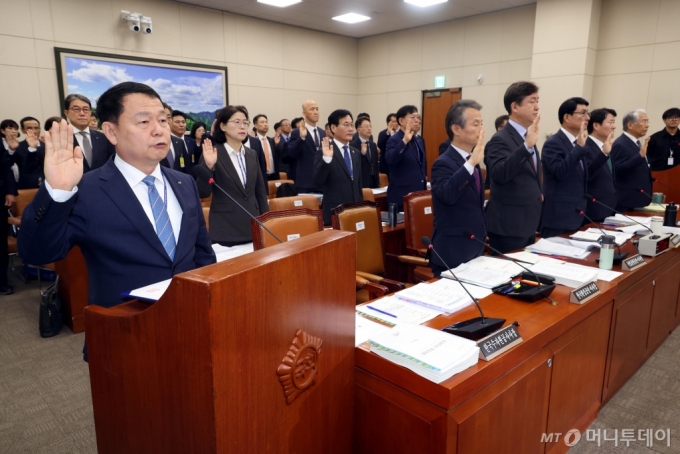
left=343, top=146, right=353, bottom=179
left=142, top=176, right=176, bottom=261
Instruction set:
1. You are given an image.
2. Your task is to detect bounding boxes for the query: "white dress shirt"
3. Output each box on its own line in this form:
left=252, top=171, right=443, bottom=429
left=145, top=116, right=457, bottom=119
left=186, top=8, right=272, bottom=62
left=73, top=126, right=93, bottom=149
left=508, top=119, right=538, bottom=168
left=590, top=136, right=604, bottom=151
left=450, top=144, right=475, bottom=175
left=225, top=142, right=248, bottom=187
left=623, top=131, right=648, bottom=165
left=560, top=127, right=578, bottom=145
left=305, top=123, right=319, bottom=147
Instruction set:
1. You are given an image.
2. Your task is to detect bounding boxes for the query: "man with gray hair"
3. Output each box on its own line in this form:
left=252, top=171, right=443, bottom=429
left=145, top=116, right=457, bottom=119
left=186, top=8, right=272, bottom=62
left=63, top=93, right=115, bottom=173
left=429, top=99, right=487, bottom=276
left=610, top=109, right=652, bottom=211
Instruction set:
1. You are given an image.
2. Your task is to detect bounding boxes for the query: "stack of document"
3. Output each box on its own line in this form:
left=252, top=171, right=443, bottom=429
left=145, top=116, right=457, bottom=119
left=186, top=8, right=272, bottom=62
left=583, top=228, right=633, bottom=245
left=368, top=323, right=479, bottom=383
left=393, top=282, right=473, bottom=314
left=440, top=256, right=519, bottom=288
left=356, top=296, right=443, bottom=325
left=603, top=214, right=652, bottom=234
left=505, top=251, right=565, bottom=265
left=526, top=238, right=591, bottom=259
left=355, top=314, right=391, bottom=347
left=212, top=243, right=254, bottom=262
left=529, top=260, right=599, bottom=288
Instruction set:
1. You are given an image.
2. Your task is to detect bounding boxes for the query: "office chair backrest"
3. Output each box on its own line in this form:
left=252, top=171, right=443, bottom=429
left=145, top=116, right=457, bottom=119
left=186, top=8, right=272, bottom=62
left=11, top=188, right=39, bottom=218
left=251, top=208, right=324, bottom=250
left=331, top=201, right=385, bottom=276
left=361, top=188, right=375, bottom=202
left=379, top=173, right=388, bottom=188
left=268, top=195, right=320, bottom=212
left=403, top=190, right=433, bottom=256
left=267, top=180, right=295, bottom=199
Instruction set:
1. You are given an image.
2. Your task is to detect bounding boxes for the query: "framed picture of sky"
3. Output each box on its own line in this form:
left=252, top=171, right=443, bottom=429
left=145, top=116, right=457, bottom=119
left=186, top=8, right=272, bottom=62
left=54, top=47, right=228, bottom=129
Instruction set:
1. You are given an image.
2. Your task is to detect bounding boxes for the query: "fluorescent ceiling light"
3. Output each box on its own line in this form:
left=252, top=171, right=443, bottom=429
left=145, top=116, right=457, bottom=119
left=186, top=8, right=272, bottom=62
left=257, top=0, right=302, bottom=7
left=332, top=13, right=371, bottom=24
left=404, top=0, right=448, bottom=7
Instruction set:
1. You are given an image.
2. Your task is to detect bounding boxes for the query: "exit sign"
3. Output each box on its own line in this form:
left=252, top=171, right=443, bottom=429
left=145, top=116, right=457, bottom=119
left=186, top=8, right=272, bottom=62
left=434, top=76, right=445, bottom=88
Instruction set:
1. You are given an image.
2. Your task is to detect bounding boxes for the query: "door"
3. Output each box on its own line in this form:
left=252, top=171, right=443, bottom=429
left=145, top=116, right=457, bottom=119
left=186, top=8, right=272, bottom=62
left=421, top=88, right=461, bottom=178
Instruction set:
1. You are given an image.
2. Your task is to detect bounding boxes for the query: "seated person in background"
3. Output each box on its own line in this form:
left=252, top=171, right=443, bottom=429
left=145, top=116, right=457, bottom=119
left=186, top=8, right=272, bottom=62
left=611, top=109, right=652, bottom=211
left=583, top=108, right=617, bottom=221
left=430, top=100, right=487, bottom=276
left=13, top=116, right=45, bottom=188
left=200, top=105, right=269, bottom=246
left=646, top=107, right=680, bottom=171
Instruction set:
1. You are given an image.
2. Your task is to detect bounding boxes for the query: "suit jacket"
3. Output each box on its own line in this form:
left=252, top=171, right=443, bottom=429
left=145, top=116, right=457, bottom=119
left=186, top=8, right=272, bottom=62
left=430, top=147, right=486, bottom=272
left=72, top=129, right=116, bottom=173
left=438, top=139, right=451, bottom=156
left=385, top=130, right=427, bottom=210
left=18, top=157, right=215, bottom=310
left=161, top=135, right=194, bottom=175
left=377, top=129, right=391, bottom=175
left=0, top=147, right=18, bottom=198
left=275, top=137, right=290, bottom=174
left=12, top=140, right=44, bottom=188
left=313, top=142, right=363, bottom=225
left=200, top=144, right=269, bottom=243
left=287, top=126, right=326, bottom=191
left=257, top=135, right=280, bottom=180
left=541, top=130, right=588, bottom=231
left=610, top=134, right=652, bottom=210
left=184, top=135, right=201, bottom=166
left=350, top=137, right=380, bottom=189
left=583, top=137, right=617, bottom=221
left=485, top=122, right=543, bottom=238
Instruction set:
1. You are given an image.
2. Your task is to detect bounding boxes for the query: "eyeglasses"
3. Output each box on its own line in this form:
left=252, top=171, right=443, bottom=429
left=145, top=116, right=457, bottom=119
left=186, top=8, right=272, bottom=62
left=339, top=122, right=354, bottom=128
left=69, top=106, right=91, bottom=114
left=667, top=117, right=680, bottom=121
left=573, top=110, right=590, bottom=117
left=228, top=120, right=250, bottom=128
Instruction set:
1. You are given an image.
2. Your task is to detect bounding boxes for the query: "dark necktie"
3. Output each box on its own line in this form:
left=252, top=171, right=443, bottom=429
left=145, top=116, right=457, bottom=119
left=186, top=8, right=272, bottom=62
left=79, top=131, right=93, bottom=165
left=607, top=156, right=613, bottom=174
left=573, top=139, right=584, bottom=170
left=524, top=133, right=537, bottom=171
left=412, top=138, right=422, bottom=163
left=466, top=156, right=481, bottom=194
left=343, top=146, right=353, bottom=179
left=313, top=129, right=319, bottom=148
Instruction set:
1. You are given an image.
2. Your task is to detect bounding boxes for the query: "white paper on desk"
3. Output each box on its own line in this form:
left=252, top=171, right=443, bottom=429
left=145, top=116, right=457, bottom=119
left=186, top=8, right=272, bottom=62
left=662, top=225, right=680, bottom=235
left=128, top=278, right=171, bottom=301
left=616, top=224, right=648, bottom=234
left=612, top=214, right=652, bottom=225
left=371, top=187, right=388, bottom=194
left=357, top=296, right=443, bottom=325
left=212, top=242, right=254, bottom=262
left=552, top=261, right=624, bottom=282
left=529, top=261, right=598, bottom=287
left=583, top=229, right=633, bottom=246
left=505, top=251, right=565, bottom=265
left=355, top=314, right=391, bottom=346
left=526, top=238, right=590, bottom=259
left=441, top=264, right=513, bottom=289
left=465, top=255, right=526, bottom=276
left=428, top=278, right=493, bottom=299
left=393, top=282, right=472, bottom=313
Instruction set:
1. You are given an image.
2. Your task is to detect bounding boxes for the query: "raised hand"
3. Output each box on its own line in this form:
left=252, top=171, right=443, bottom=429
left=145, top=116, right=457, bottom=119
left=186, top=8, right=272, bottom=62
left=299, top=120, right=307, bottom=139
left=43, top=119, right=83, bottom=191
left=576, top=120, right=588, bottom=147
left=402, top=119, right=414, bottom=144
left=26, top=129, right=39, bottom=148
left=202, top=138, right=218, bottom=170
left=469, top=128, right=486, bottom=166
left=361, top=142, right=367, bottom=155
left=640, top=136, right=651, bottom=158
left=321, top=137, right=333, bottom=158
left=274, top=133, right=280, bottom=146
left=5, top=129, right=19, bottom=151
left=603, top=131, right=614, bottom=155
left=525, top=113, right=540, bottom=149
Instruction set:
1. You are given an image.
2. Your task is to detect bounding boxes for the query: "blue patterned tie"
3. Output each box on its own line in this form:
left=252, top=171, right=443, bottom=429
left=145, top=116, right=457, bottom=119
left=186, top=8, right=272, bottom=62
left=343, top=145, right=353, bottom=179
left=142, top=176, right=176, bottom=260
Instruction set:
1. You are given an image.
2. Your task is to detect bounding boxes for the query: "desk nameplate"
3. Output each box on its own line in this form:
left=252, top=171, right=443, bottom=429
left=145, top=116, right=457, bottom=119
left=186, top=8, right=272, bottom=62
left=622, top=254, right=646, bottom=271
left=570, top=281, right=600, bottom=305
left=477, top=323, right=522, bottom=362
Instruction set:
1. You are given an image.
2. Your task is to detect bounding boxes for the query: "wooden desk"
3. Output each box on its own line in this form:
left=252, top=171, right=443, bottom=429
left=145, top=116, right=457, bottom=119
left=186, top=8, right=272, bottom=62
left=355, top=227, right=680, bottom=454
left=55, top=246, right=88, bottom=334
left=381, top=223, right=408, bottom=282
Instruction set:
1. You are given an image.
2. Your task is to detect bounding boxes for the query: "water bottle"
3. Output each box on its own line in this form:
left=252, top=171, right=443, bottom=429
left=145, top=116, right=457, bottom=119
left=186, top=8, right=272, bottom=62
left=599, top=235, right=615, bottom=270
left=664, top=202, right=677, bottom=227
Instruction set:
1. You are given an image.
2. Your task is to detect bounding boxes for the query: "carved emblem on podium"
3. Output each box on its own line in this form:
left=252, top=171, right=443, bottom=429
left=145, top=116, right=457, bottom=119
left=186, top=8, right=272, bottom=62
left=277, top=329, right=323, bottom=404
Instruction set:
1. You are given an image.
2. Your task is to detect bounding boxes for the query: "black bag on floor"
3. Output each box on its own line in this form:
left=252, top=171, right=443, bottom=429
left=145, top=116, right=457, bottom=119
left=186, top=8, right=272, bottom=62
left=39, top=276, right=63, bottom=338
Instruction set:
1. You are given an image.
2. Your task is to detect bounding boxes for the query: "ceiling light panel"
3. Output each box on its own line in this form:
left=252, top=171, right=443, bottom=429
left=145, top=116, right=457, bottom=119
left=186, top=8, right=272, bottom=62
left=332, top=13, right=371, bottom=24
left=404, top=0, right=448, bottom=7
left=257, top=0, right=302, bottom=7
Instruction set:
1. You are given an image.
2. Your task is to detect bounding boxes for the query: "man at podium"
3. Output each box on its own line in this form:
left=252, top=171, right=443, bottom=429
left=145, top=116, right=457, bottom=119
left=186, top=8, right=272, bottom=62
left=18, top=82, right=216, bottom=359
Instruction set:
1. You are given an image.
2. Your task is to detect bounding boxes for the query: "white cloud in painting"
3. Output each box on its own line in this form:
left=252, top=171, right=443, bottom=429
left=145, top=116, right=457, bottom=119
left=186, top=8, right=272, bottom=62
left=68, top=85, right=79, bottom=91
left=143, top=75, right=224, bottom=112
left=68, top=61, right=133, bottom=85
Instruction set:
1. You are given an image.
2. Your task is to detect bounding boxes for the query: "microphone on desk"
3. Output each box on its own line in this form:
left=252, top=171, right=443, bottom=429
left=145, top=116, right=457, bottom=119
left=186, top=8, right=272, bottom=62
left=421, top=236, right=505, bottom=340
left=193, top=165, right=283, bottom=244
left=652, top=178, right=680, bottom=199
left=584, top=194, right=653, bottom=236
left=462, top=230, right=556, bottom=303
left=574, top=208, right=628, bottom=262
left=638, top=187, right=670, bottom=210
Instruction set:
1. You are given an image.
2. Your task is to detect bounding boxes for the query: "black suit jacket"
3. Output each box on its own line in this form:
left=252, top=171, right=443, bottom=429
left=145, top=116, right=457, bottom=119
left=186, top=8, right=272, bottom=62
left=12, top=140, right=44, bottom=188
left=288, top=126, right=325, bottom=192
left=385, top=131, right=427, bottom=210
left=199, top=144, right=269, bottom=243
left=438, top=139, right=451, bottom=156
left=161, top=135, right=194, bottom=175
left=350, top=137, right=380, bottom=189
left=275, top=137, right=290, bottom=174
left=610, top=134, right=652, bottom=210
left=541, top=130, right=588, bottom=231
left=377, top=129, right=392, bottom=175
left=583, top=137, right=617, bottom=221
left=313, top=142, right=363, bottom=225
left=430, top=148, right=486, bottom=273
left=485, top=123, right=543, bottom=238
left=73, top=129, right=115, bottom=173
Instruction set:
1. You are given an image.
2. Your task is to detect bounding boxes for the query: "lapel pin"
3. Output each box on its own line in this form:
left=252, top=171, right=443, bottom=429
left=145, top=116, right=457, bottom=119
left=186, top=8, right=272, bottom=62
left=178, top=181, right=182, bottom=184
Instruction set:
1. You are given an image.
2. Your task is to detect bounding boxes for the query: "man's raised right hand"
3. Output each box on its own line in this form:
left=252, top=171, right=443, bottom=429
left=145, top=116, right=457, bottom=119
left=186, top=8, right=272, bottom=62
left=44, top=120, right=83, bottom=191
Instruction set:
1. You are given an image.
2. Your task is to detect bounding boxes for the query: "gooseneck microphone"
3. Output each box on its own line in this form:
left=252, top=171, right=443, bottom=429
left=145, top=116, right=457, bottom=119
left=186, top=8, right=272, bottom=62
left=193, top=165, right=283, bottom=244
left=584, top=194, right=652, bottom=236
left=574, top=208, right=628, bottom=261
left=462, top=230, right=556, bottom=303
left=652, top=178, right=680, bottom=199
left=421, top=236, right=505, bottom=340
left=638, top=187, right=669, bottom=210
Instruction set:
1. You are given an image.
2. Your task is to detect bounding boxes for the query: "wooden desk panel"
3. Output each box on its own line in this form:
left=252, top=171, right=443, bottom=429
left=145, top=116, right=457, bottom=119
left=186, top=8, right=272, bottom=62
left=381, top=224, right=408, bottom=282
left=647, top=260, right=680, bottom=352
left=55, top=246, right=88, bottom=334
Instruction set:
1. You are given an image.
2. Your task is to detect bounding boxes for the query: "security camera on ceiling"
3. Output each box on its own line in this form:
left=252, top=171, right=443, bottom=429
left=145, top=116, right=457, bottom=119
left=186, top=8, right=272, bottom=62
left=121, top=10, right=150, bottom=34
left=141, top=16, right=152, bottom=34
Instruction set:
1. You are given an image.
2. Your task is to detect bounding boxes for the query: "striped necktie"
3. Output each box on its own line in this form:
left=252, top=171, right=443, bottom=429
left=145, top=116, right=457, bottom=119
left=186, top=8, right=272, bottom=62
left=142, top=176, right=176, bottom=260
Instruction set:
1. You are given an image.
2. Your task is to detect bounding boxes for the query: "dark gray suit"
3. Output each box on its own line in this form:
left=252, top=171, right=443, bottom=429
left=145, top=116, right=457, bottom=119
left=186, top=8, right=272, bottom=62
left=72, top=129, right=115, bottom=173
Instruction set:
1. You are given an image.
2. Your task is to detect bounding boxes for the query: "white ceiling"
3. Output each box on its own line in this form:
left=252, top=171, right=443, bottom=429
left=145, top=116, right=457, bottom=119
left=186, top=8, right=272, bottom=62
left=177, top=0, right=536, bottom=38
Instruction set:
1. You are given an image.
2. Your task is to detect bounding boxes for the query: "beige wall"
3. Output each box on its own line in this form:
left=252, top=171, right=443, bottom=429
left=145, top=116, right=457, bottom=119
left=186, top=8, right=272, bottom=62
left=357, top=6, right=536, bottom=138
left=0, top=0, right=357, bottom=128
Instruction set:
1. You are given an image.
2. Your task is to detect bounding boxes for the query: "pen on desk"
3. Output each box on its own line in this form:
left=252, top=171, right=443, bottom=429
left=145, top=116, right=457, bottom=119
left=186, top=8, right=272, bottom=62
left=366, top=306, right=398, bottom=318
left=519, top=279, right=539, bottom=287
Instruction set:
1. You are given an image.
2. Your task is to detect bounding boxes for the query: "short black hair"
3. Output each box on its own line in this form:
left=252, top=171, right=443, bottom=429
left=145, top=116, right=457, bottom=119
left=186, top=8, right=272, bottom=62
left=44, top=116, right=62, bottom=132
left=357, top=112, right=370, bottom=120
left=291, top=117, right=303, bottom=128
left=503, top=81, right=539, bottom=115
left=328, top=109, right=353, bottom=128
left=213, top=105, right=249, bottom=144
left=662, top=108, right=680, bottom=120
left=163, top=103, right=172, bottom=112
left=386, top=113, right=396, bottom=124
left=395, top=105, right=418, bottom=123
left=324, top=123, right=331, bottom=130
left=20, top=116, right=40, bottom=129
left=97, top=82, right=162, bottom=124
left=587, top=108, right=617, bottom=134
left=253, top=114, right=267, bottom=125
left=190, top=121, right=207, bottom=138
left=558, top=97, right=589, bottom=124
left=273, top=121, right=281, bottom=131
left=64, top=93, right=91, bottom=111
left=445, top=99, right=482, bottom=141
left=171, top=110, right=186, bottom=120
left=355, top=116, right=370, bottom=129
left=0, top=119, right=19, bottom=138
left=90, top=112, right=98, bottom=119
left=494, top=115, right=509, bottom=131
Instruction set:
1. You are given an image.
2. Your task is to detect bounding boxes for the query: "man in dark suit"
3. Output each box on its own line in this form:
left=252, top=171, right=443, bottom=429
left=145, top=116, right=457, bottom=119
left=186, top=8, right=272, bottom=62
left=19, top=82, right=216, bottom=360
left=584, top=108, right=617, bottom=221
left=430, top=100, right=487, bottom=276
left=160, top=109, right=193, bottom=175
left=646, top=107, right=680, bottom=171
left=253, top=114, right=280, bottom=180
left=350, top=116, right=380, bottom=188
left=273, top=119, right=291, bottom=174
left=64, top=93, right=115, bottom=173
left=287, top=100, right=326, bottom=193
left=281, top=117, right=303, bottom=183
left=485, top=81, right=542, bottom=254
left=540, top=97, right=590, bottom=238
left=611, top=109, right=652, bottom=211
left=377, top=113, right=397, bottom=175
left=314, top=109, right=363, bottom=225
left=0, top=138, right=17, bottom=295
left=385, top=105, right=427, bottom=211
left=13, top=116, right=44, bottom=188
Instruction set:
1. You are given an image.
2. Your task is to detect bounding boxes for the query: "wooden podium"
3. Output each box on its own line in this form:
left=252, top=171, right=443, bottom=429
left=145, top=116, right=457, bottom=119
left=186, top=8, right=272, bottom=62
left=84, top=230, right=356, bottom=454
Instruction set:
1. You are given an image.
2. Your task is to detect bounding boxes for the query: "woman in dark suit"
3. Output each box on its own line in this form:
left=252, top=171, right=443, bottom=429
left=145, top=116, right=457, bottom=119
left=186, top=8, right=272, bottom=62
left=200, top=106, right=268, bottom=247
left=186, top=121, right=206, bottom=164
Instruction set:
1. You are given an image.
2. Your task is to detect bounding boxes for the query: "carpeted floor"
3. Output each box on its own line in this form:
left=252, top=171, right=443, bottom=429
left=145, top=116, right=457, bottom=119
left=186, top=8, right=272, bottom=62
left=0, top=273, right=678, bottom=453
